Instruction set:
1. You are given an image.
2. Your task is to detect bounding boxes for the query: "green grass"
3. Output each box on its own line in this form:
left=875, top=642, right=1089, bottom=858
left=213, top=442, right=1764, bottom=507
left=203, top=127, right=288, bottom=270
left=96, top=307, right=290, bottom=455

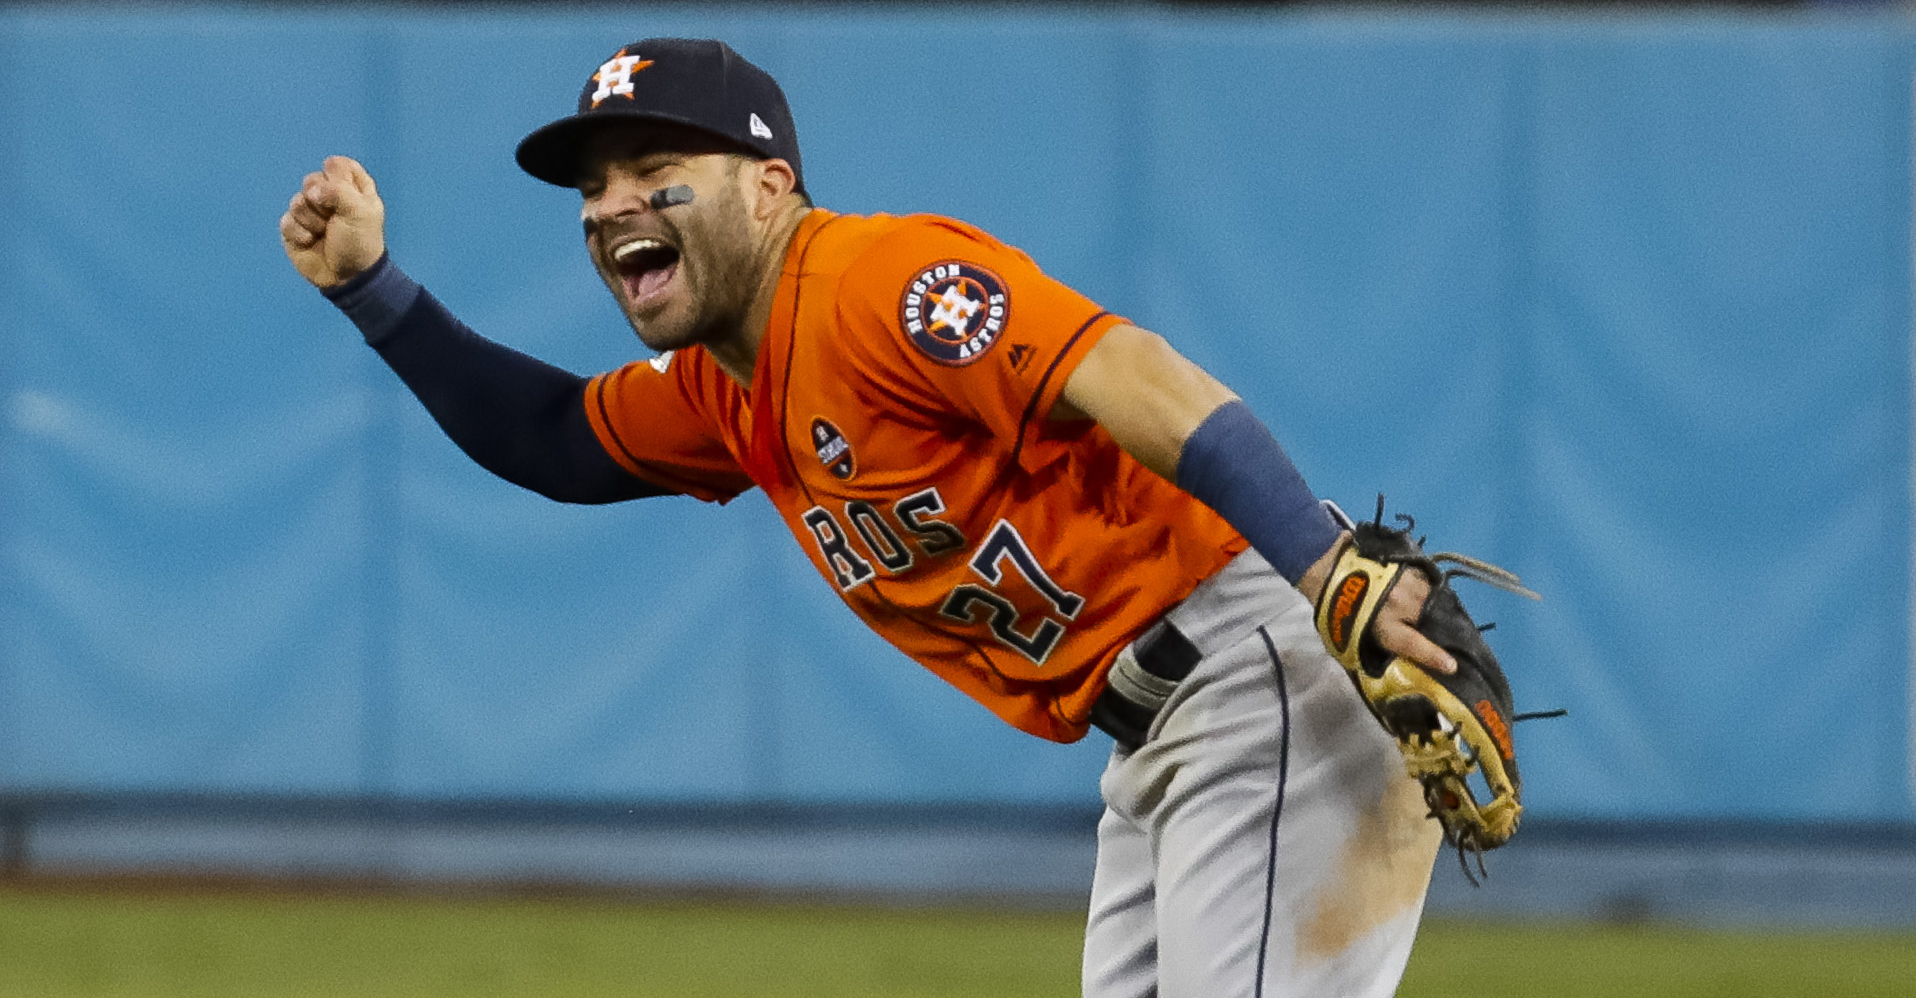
left=0, top=886, right=1083, bottom=998
left=0, top=884, right=1911, bottom=997
left=1401, top=919, right=1916, bottom=998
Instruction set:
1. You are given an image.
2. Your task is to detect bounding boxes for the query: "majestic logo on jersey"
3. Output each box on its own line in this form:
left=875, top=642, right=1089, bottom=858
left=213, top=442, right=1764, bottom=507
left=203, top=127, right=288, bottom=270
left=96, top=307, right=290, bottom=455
left=810, top=417, right=855, bottom=480
left=591, top=50, right=654, bottom=107
left=899, top=261, right=1009, bottom=366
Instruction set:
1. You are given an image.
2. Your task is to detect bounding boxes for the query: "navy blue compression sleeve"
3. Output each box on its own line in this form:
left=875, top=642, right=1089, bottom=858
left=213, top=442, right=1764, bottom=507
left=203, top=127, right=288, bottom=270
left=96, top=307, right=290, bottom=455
left=322, top=254, right=665, bottom=504
left=1175, top=400, right=1341, bottom=583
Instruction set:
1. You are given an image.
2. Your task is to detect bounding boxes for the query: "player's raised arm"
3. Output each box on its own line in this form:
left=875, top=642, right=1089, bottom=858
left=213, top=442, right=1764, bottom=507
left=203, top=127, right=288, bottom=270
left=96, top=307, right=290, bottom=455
left=280, top=157, right=666, bottom=505
left=1056, top=324, right=1455, bottom=675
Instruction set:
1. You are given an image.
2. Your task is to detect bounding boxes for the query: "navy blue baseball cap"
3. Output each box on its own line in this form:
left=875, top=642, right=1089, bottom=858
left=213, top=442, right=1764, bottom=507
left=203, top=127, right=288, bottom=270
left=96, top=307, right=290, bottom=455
left=516, top=38, right=805, bottom=194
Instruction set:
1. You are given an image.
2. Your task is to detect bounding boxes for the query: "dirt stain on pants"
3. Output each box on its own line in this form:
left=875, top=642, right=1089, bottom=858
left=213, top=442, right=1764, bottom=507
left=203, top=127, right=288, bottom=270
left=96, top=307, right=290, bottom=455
left=1298, top=773, right=1444, bottom=964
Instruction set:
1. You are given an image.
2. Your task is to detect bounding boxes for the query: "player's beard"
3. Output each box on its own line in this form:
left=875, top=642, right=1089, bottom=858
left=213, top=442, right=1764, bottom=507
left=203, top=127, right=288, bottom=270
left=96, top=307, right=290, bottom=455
left=622, top=173, right=761, bottom=354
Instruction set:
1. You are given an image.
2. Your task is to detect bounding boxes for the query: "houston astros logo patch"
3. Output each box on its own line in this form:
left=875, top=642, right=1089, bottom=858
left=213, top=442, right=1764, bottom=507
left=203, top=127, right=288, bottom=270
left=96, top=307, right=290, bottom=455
left=899, top=261, right=1008, bottom=366
left=811, top=417, right=855, bottom=480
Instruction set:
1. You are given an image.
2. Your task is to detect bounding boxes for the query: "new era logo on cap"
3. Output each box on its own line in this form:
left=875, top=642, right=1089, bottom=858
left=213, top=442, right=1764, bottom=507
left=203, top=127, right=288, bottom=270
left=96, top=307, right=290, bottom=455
left=749, top=113, right=773, bottom=140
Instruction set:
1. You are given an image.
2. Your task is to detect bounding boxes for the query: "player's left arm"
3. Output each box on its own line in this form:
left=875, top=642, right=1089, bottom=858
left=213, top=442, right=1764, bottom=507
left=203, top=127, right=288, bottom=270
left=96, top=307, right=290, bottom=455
left=1055, top=323, right=1455, bottom=674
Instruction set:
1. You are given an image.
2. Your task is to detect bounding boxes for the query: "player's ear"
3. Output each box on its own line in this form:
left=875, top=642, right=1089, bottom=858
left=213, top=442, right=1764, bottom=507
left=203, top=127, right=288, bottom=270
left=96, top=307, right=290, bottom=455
left=747, top=157, right=798, bottom=217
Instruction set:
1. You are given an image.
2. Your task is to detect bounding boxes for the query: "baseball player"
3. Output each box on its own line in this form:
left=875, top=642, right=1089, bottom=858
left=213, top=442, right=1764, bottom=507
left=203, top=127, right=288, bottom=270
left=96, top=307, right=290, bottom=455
left=281, top=38, right=1449, bottom=997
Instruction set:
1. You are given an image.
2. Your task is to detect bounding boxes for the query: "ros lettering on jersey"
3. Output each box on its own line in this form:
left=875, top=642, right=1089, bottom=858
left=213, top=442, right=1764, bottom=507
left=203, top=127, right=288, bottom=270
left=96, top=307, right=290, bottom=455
left=800, top=487, right=967, bottom=590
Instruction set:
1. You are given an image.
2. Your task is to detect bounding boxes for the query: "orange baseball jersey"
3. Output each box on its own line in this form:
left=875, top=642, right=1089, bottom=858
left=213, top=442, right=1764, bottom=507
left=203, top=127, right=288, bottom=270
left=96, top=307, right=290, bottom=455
left=584, top=210, right=1246, bottom=741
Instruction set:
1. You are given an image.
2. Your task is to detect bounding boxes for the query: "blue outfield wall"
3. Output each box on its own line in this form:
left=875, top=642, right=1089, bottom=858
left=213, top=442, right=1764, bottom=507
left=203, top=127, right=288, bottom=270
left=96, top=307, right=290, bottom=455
left=0, top=6, right=1909, bottom=821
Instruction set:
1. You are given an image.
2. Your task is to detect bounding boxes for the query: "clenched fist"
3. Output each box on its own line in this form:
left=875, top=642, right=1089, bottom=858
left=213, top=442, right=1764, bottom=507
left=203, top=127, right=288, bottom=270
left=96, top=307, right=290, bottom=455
left=280, top=155, right=386, bottom=289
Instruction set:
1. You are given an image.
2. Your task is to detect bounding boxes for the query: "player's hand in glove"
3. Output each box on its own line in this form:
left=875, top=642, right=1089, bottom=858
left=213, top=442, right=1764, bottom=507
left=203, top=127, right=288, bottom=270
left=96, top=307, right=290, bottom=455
left=1301, top=499, right=1549, bottom=882
left=280, top=155, right=387, bottom=290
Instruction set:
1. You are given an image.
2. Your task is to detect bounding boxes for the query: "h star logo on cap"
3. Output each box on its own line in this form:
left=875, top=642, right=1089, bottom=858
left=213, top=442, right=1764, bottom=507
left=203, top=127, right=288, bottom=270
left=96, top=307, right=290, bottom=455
left=591, top=50, right=654, bottom=107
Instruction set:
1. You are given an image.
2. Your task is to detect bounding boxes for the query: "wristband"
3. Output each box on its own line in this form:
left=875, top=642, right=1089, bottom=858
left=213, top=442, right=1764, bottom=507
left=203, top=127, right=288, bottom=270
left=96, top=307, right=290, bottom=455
left=1175, top=400, right=1340, bottom=583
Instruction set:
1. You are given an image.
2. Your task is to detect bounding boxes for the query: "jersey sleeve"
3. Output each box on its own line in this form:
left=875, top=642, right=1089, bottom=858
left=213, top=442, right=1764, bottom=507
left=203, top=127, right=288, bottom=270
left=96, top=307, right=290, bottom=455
left=583, top=349, right=757, bottom=503
left=834, top=217, right=1126, bottom=463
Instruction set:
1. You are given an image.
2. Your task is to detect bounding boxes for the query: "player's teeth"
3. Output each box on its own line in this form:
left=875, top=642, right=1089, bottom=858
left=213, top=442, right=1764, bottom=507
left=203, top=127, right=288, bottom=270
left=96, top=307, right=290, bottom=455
left=613, top=239, right=664, bottom=263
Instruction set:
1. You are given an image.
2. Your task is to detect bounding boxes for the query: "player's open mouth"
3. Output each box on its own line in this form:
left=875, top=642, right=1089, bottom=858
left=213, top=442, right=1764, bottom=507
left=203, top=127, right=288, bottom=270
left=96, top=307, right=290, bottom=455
left=611, top=237, right=681, bottom=306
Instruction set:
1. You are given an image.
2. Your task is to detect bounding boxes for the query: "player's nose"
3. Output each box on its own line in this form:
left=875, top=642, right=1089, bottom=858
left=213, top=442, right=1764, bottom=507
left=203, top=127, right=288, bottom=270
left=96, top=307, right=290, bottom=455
left=581, top=171, right=659, bottom=229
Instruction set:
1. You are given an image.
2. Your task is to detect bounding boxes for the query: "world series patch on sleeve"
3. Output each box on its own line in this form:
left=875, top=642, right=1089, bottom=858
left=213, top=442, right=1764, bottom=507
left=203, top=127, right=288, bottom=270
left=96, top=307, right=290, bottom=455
left=1311, top=498, right=1561, bottom=882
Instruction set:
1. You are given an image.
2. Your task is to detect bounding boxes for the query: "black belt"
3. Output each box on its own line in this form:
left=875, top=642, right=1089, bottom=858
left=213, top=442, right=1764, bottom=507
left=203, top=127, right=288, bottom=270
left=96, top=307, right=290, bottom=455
left=1089, top=619, right=1203, bottom=751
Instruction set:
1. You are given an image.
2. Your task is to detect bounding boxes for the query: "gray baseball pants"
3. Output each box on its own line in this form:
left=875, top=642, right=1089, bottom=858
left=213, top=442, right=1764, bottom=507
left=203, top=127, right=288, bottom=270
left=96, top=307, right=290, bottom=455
left=1083, top=549, right=1442, bottom=998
